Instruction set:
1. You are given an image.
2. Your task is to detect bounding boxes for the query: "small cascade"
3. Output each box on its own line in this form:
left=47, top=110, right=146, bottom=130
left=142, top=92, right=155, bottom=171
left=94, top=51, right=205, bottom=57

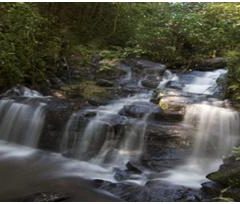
left=61, top=93, right=151, bottom=168
left=161, top=102, right=240, bottom=188
left=0, top=99, right=46, bottom=147
left=181, top=69, right=227, bottom=96
left=1, top=85, right=43, bottom=98
left=120, top=64, right=132, bottom=82
left=158, top=70, right=179, bottom=89
left=185, top=103, right=240, bottom=159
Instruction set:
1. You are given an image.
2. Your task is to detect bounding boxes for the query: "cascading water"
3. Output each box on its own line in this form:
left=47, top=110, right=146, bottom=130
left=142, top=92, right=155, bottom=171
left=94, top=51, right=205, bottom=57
left=185, top=103, right=240, bottom=159
left=0, top=87, right=46, bottom=147
left=158, top=69, right=240, bottom=188
left=158, top=70, right=179, bottom=89
left=160, top=103, right=240, bottom=188
left=61, top=93, right=151, bottom=168
left=0, top=64, right=238, bottom=200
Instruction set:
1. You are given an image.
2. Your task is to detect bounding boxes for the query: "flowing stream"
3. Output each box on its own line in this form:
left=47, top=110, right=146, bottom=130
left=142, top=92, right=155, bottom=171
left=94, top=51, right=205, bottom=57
left=0, top=67, right=239, bottom=200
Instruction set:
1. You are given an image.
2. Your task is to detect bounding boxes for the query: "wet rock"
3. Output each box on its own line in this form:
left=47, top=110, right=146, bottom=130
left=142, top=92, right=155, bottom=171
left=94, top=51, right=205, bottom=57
left=99, top=180, right=202, bottom=202
left=196, top=57, right=227, bottom=70
left=141, top=75, right=160, bottom=89
left=201, top=181, right=223, bottom=197
left=134, top=59, right=166, bottom=73
left=17, top=192, right=70, bottom=202
left=101, top=114, right=128, bottom=127
left=114, top=168, right=130, bottom=181
left=119, top=101, right=156, bottom=118
left=121, top=84, right=143, bottom=94
left=88, top=97, right=109, bottom=106
left=126, top=162, right=142, bottom=174
left=207, top=156, right=240, bottom=187
left=149, top=106, right=184, bottom=122
left=39, top=99, right=74, bottom=152
left=83, top=110, right=97, bottom=118
left=145, top=123, right=189, bottom=142
left=222, top=186, right=240, bottom=201
left=0, top=85, right=43, bottom=98
left=204, top=156, right=240, bottom=201
left=145, top=181, right=201, bottom=202
left=96, top=79, right=114, bottom=87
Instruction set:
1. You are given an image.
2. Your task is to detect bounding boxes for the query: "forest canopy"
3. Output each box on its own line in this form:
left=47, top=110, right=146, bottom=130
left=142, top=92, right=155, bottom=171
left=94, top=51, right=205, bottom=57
left=0, top=3, right=240, bottom=100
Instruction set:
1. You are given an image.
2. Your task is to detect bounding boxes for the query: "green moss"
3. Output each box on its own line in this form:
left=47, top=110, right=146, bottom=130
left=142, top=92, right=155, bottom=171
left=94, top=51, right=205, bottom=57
left=61, top=81, right=110, bottom=100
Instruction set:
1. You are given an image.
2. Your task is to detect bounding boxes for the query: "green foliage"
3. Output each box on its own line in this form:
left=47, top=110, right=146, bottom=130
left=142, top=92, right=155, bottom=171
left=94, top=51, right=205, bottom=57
left=131, top=3, right=240, bottom=67
left=1, top=2, right=240, bottom=94
left=233, top=146, right=240, bottom=160
left=226, top=50, right=240, bottom=101
left=37, top=3, right=137, bottom=47
left=70, top=44, right=145, bottom=73
left=0, top=3, right=61, bottom=88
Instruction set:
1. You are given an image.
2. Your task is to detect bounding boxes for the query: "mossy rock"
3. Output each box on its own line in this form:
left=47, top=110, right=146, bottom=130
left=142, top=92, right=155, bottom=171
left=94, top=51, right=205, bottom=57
left=207, top=157, right=240, bottom=187
left=221, top=186, right=240, bottom=201
left=61, top=81, right=111, bottom=102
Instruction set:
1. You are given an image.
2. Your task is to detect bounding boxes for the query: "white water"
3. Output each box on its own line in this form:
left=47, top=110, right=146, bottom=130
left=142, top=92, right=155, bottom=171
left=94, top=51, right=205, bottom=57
left=0, top=99, right=46, bottom=147
left=158, top=70, right=179, bottom=89
left=161, top=103, right=240, bottom=188
left=62, top=93, right=151, bottom=168
left=182, top=69, right=227, bottom=95
left=0, top=68, right=235, bottom=194
left=1, top=86, right=43, bottom=98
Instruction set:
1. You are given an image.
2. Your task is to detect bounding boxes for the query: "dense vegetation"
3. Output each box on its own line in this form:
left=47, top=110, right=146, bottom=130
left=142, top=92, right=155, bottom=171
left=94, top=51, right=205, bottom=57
left=0, top=3, right=240, bottom=100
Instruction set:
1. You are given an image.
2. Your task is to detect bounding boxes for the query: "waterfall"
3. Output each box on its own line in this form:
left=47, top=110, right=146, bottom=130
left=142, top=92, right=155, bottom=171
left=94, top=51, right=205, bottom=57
left=61, top=93, right=151, bottom=168
left=0, top=99, right=46, bottom=147
left=185, top=103, right=240, bottom=159
left=160, top=102, right=240, bottom=188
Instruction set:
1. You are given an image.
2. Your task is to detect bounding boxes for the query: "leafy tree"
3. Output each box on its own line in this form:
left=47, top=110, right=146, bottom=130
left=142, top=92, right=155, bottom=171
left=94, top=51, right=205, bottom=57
left=0, top=3, right=61, bottom=88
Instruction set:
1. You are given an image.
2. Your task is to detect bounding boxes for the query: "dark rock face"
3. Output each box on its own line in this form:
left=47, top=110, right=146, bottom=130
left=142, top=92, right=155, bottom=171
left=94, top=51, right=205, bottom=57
left=207, top=156, right=240, bottom=187
left=98, top=180, right=201, bottom=202
left=96, top=79, right=114, bottom=87
left=201, top=181, right=223, bottom=198
left=87, top=97, right=109, bottom=106
left=38, top=99, right=74, bottom=152
left=141, top=75, right=160, bottom=89
left=196, top=57, right=227, bottom=70
left=119, top=101, right=156, bottom=118
left=206, top=156, right=240, bottom=201
left=143, top=122, right=192, bottom=172
left=134, top=59, right=166, bottom=73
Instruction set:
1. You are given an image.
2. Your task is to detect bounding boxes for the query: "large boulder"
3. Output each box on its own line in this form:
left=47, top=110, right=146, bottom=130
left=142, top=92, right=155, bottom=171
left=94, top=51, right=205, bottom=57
left=134, top=59, right=166, bottom=74
left=207, top=156, right=240, bottom=187
left=195, top=57, right=227, bottom=71
left=119, top=101, right=156, bottom=118
left=206, top=156, right=240, bottom=201
left=141, top=115, right=193, bottom=172
left=141, top=75, right=161, bottom=89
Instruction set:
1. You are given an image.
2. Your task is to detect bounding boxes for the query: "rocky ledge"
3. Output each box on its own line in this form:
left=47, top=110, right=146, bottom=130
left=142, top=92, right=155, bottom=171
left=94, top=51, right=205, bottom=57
left=203, top=156, right=240, bottom=201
